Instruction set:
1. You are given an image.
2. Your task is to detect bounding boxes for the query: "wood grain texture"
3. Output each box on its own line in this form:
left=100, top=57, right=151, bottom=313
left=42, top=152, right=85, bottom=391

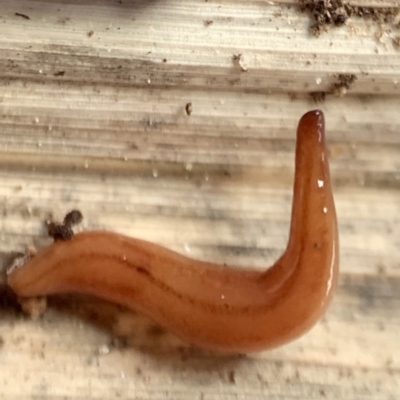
left=0, top=0, right=399, bottom=399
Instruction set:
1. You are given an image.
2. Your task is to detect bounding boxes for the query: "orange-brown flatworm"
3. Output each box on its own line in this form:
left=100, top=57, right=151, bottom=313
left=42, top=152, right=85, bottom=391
left=8, top=110, right=339, bottom=353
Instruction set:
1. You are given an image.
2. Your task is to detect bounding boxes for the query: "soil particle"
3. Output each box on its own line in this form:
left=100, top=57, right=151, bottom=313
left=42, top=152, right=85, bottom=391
left=300, top=0, right=399, bottom=36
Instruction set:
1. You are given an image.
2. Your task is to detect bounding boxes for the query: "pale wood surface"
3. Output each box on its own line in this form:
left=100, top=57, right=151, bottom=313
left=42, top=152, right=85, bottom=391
left=0, top=0, right=400, bottom=399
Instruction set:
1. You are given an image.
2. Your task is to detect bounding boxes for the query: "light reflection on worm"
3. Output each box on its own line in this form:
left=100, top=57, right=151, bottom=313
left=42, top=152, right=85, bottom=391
left=7, top=110, right=339, bottom=353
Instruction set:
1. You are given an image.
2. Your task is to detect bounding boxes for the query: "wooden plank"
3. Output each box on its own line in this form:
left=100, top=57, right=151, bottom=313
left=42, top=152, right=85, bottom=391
left=0, top=0, right=399, bottom=399
left=1, top=275, right=399, bottom=399
left=1, top=1, right=400, bottom=94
